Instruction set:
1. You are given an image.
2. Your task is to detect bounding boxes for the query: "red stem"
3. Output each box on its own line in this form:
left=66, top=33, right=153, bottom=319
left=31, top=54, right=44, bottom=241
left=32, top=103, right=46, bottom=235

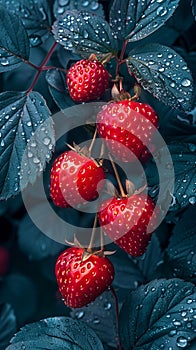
left=110, top=286, right=123, bottom=350
left=115, top=39, right=128, bottom=78
left=27, top=41, right=58, bottom=94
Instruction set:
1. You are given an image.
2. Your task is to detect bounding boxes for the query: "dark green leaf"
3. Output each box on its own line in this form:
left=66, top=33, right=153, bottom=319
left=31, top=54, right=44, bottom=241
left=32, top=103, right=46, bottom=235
left=167, top=205, right=196, bottom=283
left=71, top=290, right=117, bottom=348
left=46, top=69, right=75, bottom=109
left=0, top=91, right=55, bottom=199
left=119, top=278, right=196, bottom=350
left=52, top=10, right=118, bottom=58
left=146, top=143, right=196, bottom=211
left=191, top=0, right=196, bottom=19
left=18, top=211, right=64, bottom=260
left=0, top=304, right=16, bottom=350
left=110, top=0, right=180, bottom=42
left=0, top=0, right=53, bottom=46
left=110, top=235, right=163, bottom=290
left=0, top=6, right=29, bottom=72
left=6, top=317, right=104, bottom=350
left=127, top=43, right=194, bottom=111
left=0, top=274, right=38, bottom=326
left=53, top=0, right=104, bottom=19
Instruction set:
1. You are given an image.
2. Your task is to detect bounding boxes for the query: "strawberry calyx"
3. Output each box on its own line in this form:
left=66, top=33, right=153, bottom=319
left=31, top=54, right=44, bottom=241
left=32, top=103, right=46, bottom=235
left=64, top=235, right=116, bottom=261
left=66, top=142, right=102, bottom=167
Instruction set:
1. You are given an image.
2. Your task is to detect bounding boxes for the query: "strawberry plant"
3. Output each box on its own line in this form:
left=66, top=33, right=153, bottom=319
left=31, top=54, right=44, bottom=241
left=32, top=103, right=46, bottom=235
left=0, top=0, right=195, bottom=350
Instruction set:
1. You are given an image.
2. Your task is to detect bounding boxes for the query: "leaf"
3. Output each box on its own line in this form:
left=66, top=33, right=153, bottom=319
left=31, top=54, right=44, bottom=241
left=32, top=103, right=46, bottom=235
left=0, top=0, right=53, bottom=46
left=109, top=0, right=180, bottom=42
left=0, top=304, right=16, bottom=350
left=0, top=91, right=55, bottom=199
left=191, top=0, right=196, bottom=20
left=110, top=235, right=163, bottom=290
left=6, top=317, right=104, bottom=350
left=17, top=211, right=64, bottom=260
left=146, top=143, right=196, bottom=211
left=0, top=274, right=38, bottom=326
left=119, top=278, right=196, bottom=350
left=52, top=10, right=118, bottom=58
left=46, top=69, right=75, bottom=110
left=0, top=6, right=30, bottom=72
left=167, top=205, right=196, bottom=283
left=127, top=43, right=194, bottom=111
left=53, top=0, right=104, bottom=19
left=70, top=290, right=118, bottom=348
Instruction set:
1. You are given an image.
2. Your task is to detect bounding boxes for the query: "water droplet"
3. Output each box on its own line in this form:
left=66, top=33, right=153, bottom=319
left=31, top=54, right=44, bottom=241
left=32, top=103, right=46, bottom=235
left=181, top=79, right=191, bottom=87
left=91, top=1, right=99, bottom=10
left=104, top=302, right=112, bottom=310
left=176, top=336, right=188, bottom=348
left=157, top=6, right=167, bottom=16
left=43, top=137, right=51, bottom=146
left=33, top=157, right=40, bottom=164
left=0, top=140, right=5, bottom=147
left=30, top=36, right=42, bottom=46
left=82, top=0, right=89, bottom=6
left=93, top=317, right=100, bottom=324
left=27, top=151, right=33, bottom=158
left=75, top=311, right=85, bottom=319
left=189, top=196, right=196, bottom=205
left=31, top=142, right=37, bottom=147
left=27, top=121, right=32, bottom=127
left=83, top=29, right=89, bottom=38
left=169, top=330, right=177, bottom=336
left=59, top=0, right=69, bottom=6
left=170, top=82, right=175, bottom=88
left=173, top=320, right=181, bottom=326
left=0, top=57, right=9, bottom=66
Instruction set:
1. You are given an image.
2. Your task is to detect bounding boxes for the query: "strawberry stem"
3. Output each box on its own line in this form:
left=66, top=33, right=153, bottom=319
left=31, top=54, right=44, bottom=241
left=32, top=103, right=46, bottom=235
left=108, top=153, right=126, bottom=198
left=100, top=227, right=104, bottom=252
left=88, top=127, right=97, bottom=154
left=87, top=214, right=98, bottom=253
left=110, top=286, right=123, bottom=350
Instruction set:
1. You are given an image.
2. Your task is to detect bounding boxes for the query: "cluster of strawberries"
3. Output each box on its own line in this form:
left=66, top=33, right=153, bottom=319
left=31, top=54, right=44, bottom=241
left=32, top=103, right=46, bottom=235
left=51, top=58, right=159, bottom=308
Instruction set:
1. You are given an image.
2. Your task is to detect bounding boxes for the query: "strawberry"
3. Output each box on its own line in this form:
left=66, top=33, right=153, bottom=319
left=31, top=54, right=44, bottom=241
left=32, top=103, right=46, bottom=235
left=98, top=193, right=158, bottom=257
left=50, top=150, right=105, bottom=208
left=55, top=247, right=114, bottom=308
left=0, top=246, right=10, bottom=275
left=66, top=58, right=110, bottom=102
left=96, top=100, right=158, bottom=162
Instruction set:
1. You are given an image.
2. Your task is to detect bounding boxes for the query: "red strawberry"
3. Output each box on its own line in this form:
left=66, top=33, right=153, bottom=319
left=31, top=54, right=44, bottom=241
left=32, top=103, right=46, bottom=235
left=66, top=59, right=110, bottom=102
left=50, top=150, right=105, bottom=208
left=98, top=193, right=158, bottom=257
left=97, top=100, right=158, bottom=162
left=55, top=247, right=114, bottom=308
left=0, top=246, right=10, bottom=275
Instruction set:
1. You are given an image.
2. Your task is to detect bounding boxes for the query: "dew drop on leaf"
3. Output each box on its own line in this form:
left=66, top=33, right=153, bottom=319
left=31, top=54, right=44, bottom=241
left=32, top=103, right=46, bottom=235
left=176, top=336, right=188, bottom=348
left=43, top=137, right=51, bottom=146
left=93, top=317, right=100, bottom=324
left=181, top=79, right=191, bottom=87
left=156, top=6, right=168, bottom=16
left=59, top=0, right=69, bottom=5
left=75, top=311, right=85, bottom=319
left=104, top=302, right=112, bottom=310
left=0, top=57, right=9, bottom=66
left=189, top=196, right=196, bottom=205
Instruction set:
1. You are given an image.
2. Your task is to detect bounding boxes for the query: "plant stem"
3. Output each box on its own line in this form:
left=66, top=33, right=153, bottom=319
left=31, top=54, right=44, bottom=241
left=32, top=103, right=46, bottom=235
left=89, top=127, right=98, bottom=154
left=115, top=39, right=128, bottom=78
left=27, top=41, right=58, bottom=94
left=110, top=286, right=123, bottom=350
left=100, top=227, right=104, bottom=251
left=108, top=153, right=126, bottom=198
left=87, top=214, right=98, bottom=253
